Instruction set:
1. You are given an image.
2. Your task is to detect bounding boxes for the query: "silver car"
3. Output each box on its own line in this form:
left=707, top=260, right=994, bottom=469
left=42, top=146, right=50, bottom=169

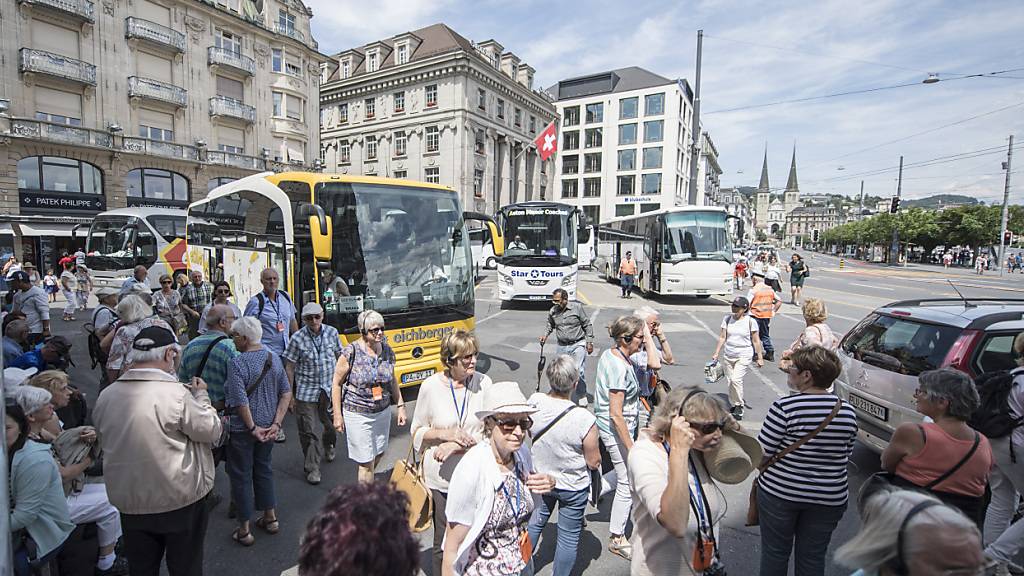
left=834, top=298, right=1024, bottom=453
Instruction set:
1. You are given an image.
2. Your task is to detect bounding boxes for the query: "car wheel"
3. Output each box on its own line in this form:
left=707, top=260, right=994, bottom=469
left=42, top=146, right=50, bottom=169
left=485, top=257, right=496, bottom=269
left=696, top=295, right=711, bottom=299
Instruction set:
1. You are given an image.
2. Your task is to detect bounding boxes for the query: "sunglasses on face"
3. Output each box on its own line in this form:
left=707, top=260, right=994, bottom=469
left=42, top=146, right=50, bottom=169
left=456, top=354, right=477, bottom=364
left=366, top=327, right=384, bottom=334
left=688, top=420, right=727, bottom=435
left=621, top=333, right=641, bottom=343
left=495, top=417, right=533, bottom=433
left=160, top=281, right=172, bottom=285
left=215, top=289, right=230, bottom=295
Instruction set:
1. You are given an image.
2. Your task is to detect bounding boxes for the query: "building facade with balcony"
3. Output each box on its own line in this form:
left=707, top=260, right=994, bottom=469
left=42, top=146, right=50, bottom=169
left=319, top=23, right=556, bottom=215
left=718, top=187, right=753, bottom=245
left=547, top=67, right=693, bottom=227
left=0, top=0, right=324, bottom=269
left=696, top=130, right=722, bottom=207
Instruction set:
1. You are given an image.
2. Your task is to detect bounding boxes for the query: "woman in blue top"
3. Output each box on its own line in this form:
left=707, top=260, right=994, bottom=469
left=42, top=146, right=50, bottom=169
left=225, top=316, right=293, bottom=546
left=331, top=309, right=407, bottom=483
left=7, top=396, right=74, bottom=576
left=593, top=314, right=644, bottom=561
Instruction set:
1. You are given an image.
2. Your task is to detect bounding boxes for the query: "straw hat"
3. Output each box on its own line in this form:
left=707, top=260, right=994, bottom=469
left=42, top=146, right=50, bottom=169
left=474, top=381, right=537, bottom=420
left=705, top=426, right=763, bottom=484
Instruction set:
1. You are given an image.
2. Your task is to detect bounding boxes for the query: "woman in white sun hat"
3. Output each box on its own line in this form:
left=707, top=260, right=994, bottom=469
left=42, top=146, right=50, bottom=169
left=442, top=381, right=556, bottom=576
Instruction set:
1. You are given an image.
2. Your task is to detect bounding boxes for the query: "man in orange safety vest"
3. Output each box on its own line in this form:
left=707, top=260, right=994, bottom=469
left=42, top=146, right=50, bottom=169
left=746, top=271, right=782, bottom=361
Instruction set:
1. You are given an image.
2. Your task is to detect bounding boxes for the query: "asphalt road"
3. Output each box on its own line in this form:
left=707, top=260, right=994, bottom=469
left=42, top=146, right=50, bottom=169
left=45, top=254, right=1024, bottom=576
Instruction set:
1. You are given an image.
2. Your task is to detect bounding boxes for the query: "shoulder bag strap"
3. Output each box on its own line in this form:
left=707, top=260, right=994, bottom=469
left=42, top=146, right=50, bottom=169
left=532, top=405, right=576, bottom=444
left=194, top=335, right=230, bottom=380
left=759, top=399, right=843, bottom=473
left=924, top=431, right=981, bottom=490
left=244, top=352, right=274, bottom=398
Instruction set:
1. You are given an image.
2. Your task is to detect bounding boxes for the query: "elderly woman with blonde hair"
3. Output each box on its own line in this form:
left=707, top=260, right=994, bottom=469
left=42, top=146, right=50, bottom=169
left=778, top=298, right=838, bottom=372
left=628, top=386, right=761, bottom=575
left=101, top=294, right=172, bottom=383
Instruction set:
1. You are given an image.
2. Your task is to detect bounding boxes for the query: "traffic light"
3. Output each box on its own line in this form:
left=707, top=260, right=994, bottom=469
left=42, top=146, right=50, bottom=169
left=889, top=196, right=901, bottom=214
left=812, top=229, right=820, bottom=243
left=1004, top=231, right=1013, bottom=246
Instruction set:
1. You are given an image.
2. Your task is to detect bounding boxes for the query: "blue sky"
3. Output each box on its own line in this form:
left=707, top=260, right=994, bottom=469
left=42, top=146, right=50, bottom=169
left=305, top=0, right=1024, bottom=203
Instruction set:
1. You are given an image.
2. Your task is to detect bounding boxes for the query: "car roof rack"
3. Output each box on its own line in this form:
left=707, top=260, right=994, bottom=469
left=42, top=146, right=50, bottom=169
left=884, top=298, right=1024, bottom=308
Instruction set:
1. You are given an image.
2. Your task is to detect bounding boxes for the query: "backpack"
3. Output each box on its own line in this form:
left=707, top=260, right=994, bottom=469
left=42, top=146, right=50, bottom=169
left=256, top=290, right=292, bottom=318
left=84, top=306, right=117, bottom=370
left=969, top=367, right=1024, bottom=439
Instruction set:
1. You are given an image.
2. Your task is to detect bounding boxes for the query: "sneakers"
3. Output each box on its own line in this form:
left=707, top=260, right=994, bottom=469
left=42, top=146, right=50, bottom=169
left=95, top=556, right=129, bottom=576
left=306, top=469, right=321, bottom=485
left=325, top=445, right=336, bottom=463
left=275, top=429, right=286, bottom=443
left=764, top=351, right=775, bottom=362
left=608, top=534, right=632, bottom=561
left=731, top=405, right=745, bottom=421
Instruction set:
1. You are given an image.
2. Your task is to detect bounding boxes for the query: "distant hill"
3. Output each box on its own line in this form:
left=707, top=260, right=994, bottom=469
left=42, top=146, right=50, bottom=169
left=903, top=194, right=980, bottom=210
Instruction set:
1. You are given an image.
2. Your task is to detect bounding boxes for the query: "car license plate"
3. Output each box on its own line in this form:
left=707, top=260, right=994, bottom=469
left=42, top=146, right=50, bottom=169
left=401, top=369, right=434, bottom=384
left=696, top=289, right=708, bottom=294
left=849, top=393, right=888, bottom=421
left=528, top=295, right=547, bottom=301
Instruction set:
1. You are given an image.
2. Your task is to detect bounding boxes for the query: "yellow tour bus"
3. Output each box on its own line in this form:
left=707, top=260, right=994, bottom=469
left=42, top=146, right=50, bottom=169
left=186, top=171, right=503, bottom=387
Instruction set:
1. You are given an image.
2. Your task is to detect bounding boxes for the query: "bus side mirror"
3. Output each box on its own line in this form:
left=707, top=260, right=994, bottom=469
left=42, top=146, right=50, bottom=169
left=71, top=223, right=83, bottom=238
left=299, top=203, right=332, bottom=261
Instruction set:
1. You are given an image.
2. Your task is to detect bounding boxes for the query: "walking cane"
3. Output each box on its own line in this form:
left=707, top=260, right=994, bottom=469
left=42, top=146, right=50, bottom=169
left=536, top=342, right=547, bottom=392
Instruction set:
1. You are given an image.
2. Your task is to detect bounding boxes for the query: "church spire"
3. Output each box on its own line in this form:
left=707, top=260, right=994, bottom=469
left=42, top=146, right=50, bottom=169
left=786, top=144, right=799, bottom=192
left=758, top=144, right=770, bottom=191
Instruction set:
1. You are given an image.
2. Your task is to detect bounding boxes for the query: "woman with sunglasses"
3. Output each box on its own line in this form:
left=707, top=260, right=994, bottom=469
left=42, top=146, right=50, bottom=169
left=594, top=314, right=646, bottom=560
left=442, top=381, right=555, bottom=576
left=153, top=274, right=187, bottom=338
left=711, top=296, right=764, bottom=421
left=410, top=329, right=492, bottom=576
left=198, top=280, right=242, bottom=335
left=629, top=386, right=744, bottom=576
left=757, top=345, right=858, bottom=576
left=331, top=309, right=406, bottom=483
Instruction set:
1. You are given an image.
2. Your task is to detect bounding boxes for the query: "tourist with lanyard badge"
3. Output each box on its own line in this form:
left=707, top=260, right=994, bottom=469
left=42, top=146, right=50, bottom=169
left=244, top=268, right=298, bottom=441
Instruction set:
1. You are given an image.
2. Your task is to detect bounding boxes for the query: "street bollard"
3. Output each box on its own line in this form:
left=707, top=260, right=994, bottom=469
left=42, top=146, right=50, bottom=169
left=840, top=258, right=845, bottom=269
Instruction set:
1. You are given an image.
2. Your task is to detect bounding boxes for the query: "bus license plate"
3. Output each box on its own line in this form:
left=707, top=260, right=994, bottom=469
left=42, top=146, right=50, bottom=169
left=401, top=369, right=435, bottom=384
left=528, top=295, right=547, bottom=301
left=849, top=393, right=888, bottom=421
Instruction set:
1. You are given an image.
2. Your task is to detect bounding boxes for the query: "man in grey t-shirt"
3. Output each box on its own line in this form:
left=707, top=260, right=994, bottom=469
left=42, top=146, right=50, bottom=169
left=10, top=270, right=50, bottom=344
left=540, top=288, right=594, bottom=406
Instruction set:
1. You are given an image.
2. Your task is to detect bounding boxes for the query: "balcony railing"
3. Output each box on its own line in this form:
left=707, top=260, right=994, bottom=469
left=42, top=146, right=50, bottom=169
left=209, top=96, right=255, bottom=124
left=273, top=23, right=305, bottom=42
left=19, top=49, right=96, bottom=86
left=122, top=136, right=199, bottom=161
left=125, top=17, right=185, bottom=53
left=18, top=0, right=94, bottom=22
left=128, top=76, right=187, bottom=108
left=207, top=47, right=255, bottom=76
left=207, top=151, right=263, bottom=170
left=9, top=118, right=111, bottom=147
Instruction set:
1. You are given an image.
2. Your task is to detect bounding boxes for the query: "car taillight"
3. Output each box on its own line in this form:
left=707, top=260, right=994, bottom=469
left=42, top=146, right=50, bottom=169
left=943, top=329, right=983, bottom=376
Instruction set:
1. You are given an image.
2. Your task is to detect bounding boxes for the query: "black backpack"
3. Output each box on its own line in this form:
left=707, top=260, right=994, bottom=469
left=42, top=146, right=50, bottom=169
left=85, top=306, right=117, bottom=370
left=969, top=367, right=1024, bottom=439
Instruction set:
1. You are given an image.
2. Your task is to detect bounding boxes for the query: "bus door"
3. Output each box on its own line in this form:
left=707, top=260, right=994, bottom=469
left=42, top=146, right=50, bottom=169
left=648, top=219, right=663, bottom=293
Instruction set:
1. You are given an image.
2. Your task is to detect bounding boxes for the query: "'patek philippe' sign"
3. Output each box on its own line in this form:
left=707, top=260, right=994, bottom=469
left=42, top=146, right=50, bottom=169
left=20, top=190, right=106, bottom=213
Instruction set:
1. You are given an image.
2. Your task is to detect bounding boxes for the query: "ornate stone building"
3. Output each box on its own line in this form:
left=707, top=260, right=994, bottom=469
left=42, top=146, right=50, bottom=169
left=0, top=0, right=325, bottom=268
left=753, top=145, right=801, bottom=238
left=318, top=24, right=556, bottom=215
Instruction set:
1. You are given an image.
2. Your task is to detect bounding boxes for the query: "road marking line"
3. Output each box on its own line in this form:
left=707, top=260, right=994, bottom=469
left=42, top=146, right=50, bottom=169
left=685, top=311, right=785, bottom=397
left=475, top=309, right=507, bottom=326
left=850, top=283, right=893, bottom=291
left=578, top=290, right=592, bottom=305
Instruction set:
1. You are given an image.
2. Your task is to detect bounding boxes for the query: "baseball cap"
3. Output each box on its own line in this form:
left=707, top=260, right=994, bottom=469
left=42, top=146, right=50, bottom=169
left=95, top=287, right=119, bottom=298
left=301, top=302, right=324, bottom=317
left=132, top=326, right=178, bottom=351
left=7, top=271, right=29, bottom=283
left=731, top=296, right=750, bottom=309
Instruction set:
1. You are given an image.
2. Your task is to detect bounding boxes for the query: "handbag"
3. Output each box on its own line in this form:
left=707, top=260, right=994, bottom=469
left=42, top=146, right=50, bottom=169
left=746, top=399, right=842, bottom=526
left=390, top=443, right=433, bottom=532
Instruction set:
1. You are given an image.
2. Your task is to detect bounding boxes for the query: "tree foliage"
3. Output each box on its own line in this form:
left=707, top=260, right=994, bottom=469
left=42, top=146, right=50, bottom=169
left=822, top=205, right=1019, bottom=251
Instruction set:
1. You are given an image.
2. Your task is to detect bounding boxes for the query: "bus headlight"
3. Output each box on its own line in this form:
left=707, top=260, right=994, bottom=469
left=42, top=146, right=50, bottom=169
left=499, top=273, right=514, bottom=286
left=561, top=273, right=576, bottom=287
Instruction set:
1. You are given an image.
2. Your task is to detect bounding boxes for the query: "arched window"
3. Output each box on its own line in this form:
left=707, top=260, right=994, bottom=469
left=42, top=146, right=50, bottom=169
left=207, top=176, right=236, bottom=192
left=126, top=168, right=190, bottom=207
left=17, top=156, right=105, bottom=213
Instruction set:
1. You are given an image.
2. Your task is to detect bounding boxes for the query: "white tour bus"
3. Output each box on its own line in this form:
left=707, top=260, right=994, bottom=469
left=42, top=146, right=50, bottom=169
left=77, top=207, right=188, bottom=291
left=595, top=206, right=734, bottom=297
left=496, top=201, right=584, bottom=301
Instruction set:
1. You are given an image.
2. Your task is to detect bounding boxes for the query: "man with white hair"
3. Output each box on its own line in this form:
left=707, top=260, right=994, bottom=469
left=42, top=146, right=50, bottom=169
left=283, top=302, right=342, bottom=485
left=119, top=265, right=149, bottom=296
left=244, top=267, right=298, bottom=442
left=631, top=306, right=674, bottom=424
left=93, top=325, right=222, bottom=576
left=178, top=304, right=239, bottom=411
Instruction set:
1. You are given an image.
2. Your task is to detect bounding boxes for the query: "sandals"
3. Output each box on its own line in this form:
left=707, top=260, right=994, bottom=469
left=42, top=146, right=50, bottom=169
left=255, top=515, right=279, bottom=535
left=608, top=534, right=632, bottom=560
left=232, top=529, right=254, bottom=546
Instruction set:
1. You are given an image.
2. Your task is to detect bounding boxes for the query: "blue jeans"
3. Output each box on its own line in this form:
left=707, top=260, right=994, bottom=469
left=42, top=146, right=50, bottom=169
left=527, top=487, right=589, bottom=576
left=755, top=316, right=774, bottom=356
left=758, top=488, right=847, bottom=576
left=556, top=341, right=588, bottom=401
left=226, top=431, right=277, bottom=523
left=621, top=274, right=635, bottom=295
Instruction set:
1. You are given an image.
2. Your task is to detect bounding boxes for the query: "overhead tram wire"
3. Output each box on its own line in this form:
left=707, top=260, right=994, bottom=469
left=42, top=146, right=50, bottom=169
left=817, top=143, right=1024, bottom=183
left=702, top=34, right=933, bottom=74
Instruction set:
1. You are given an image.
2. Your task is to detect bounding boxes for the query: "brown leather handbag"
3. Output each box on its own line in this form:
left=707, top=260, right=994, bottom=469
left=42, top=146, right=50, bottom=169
left=746, top=400, right=842, bottom=526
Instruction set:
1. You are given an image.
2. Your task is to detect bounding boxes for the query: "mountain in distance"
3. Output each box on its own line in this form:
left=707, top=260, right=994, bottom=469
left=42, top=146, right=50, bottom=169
left=902, top=194, right=981, bottom=209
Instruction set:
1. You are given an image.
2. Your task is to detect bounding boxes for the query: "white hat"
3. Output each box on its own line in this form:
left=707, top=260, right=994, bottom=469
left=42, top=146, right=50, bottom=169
left=3, top=367, right=38, bottom=388
left=474, top=381, right=538, bottom=420
left=301, top=302, right=324, bottom=317
left=95, top=286, right=119, bottom=298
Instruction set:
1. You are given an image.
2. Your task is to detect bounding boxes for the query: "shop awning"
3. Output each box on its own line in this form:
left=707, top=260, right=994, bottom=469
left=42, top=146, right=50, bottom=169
left=0, top=223, right=14, bottom=236
left=17, top=223, right=79, bottom=237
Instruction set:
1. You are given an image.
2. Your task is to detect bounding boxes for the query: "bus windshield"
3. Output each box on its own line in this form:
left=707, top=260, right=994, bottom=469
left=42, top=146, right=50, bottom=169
left=85, top=217, right=138, bottom=271
left=502, top=206, right=577, bottom=265
left=317, top=182, right=474, bottom=325
left=663, top=211, right=732, bottom=263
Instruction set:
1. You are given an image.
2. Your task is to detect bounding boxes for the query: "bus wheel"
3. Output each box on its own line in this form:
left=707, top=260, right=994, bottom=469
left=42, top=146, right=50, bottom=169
left=485, top=257, right=496, bottom=269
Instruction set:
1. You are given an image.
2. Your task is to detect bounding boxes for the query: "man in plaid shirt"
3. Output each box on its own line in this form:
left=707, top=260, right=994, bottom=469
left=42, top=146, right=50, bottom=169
left=283, top=302, right=342, bottom=485
left=179, top=269, right=213, bottom=339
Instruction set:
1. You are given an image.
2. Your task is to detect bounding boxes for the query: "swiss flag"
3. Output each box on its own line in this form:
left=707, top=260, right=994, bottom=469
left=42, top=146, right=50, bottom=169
left=534, top=121, right=558, bottom=161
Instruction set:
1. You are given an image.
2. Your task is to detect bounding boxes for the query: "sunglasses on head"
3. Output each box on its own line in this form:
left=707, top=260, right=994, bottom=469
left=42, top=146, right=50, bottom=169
left=495, top=417, right=533, bottom=433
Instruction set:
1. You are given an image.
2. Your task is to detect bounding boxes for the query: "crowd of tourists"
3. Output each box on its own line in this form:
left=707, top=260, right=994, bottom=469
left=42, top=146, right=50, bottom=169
left=3, top=257, right=1022, bottom=576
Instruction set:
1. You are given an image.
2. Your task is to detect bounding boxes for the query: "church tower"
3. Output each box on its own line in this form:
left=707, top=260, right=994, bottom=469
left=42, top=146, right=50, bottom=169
left=755, top=145, right=770, bottom=229
left=784, top=145, right=800, bottom=214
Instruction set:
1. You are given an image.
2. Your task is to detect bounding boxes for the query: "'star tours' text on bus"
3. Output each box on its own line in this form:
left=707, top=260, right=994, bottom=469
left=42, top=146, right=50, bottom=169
left=186, top=171, right=502, bottom=387
left=495, top=201, right=585, bottom=302
left=595, top=206, right=735, bottom=298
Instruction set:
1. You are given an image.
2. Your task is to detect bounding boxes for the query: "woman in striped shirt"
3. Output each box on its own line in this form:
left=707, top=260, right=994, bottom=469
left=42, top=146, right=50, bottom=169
left=756, top=345, right=858, bottom=576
